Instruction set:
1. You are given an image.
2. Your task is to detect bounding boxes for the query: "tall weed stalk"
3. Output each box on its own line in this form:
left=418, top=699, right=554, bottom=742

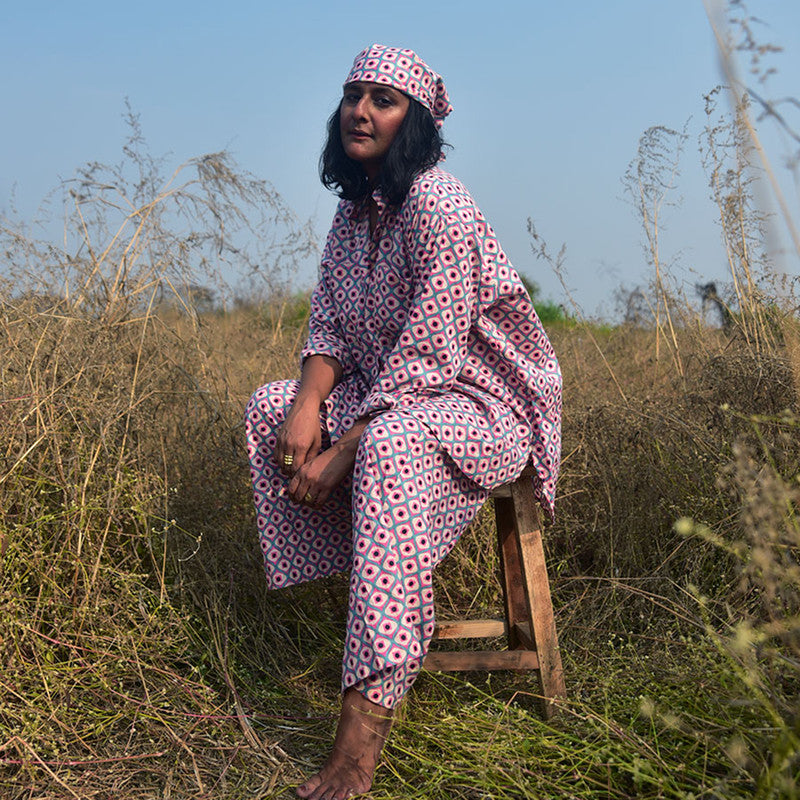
left=0, top=115, right=313, bottom=797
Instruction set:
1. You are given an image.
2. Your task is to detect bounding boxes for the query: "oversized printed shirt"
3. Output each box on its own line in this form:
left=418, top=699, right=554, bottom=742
left=301, top=166, right=562, bottom=515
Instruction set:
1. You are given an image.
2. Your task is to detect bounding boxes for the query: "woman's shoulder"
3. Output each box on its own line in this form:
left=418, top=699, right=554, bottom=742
left=401, top=166, right=479, bottom=222
left=406, top=166, right=475, bottom=208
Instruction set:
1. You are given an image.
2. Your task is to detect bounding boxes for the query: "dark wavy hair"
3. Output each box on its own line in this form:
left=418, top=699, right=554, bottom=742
left=320, top=97, right=448, bottom=206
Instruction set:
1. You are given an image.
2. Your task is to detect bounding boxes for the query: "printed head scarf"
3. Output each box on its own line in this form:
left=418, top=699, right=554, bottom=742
left=344, top=44, right=453, bottom=128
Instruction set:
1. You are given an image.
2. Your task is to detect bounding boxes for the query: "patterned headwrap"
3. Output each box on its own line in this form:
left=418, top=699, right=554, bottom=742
left=344, top=43, right=453, bottom=128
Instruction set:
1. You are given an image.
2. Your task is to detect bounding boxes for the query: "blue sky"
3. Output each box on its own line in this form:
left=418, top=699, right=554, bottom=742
left=1, top=0, right=798, bottom=315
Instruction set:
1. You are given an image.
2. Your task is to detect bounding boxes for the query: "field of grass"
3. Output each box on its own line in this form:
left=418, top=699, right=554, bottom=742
left=1, top=270, right=798, bottom=798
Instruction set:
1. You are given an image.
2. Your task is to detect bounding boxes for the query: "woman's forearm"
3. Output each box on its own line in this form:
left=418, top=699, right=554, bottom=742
left=279, top=355, right=376, bottom=503
left=275, top=355, right=343, bottom=475
left=295, top=354, right=343, bottom=407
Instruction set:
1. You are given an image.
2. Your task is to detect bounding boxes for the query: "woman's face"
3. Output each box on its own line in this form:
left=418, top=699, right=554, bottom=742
left=339, top=81, right=410, bottom=181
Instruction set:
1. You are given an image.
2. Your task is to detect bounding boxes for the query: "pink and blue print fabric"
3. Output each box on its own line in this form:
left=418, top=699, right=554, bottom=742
left=245, top=165, right=561, bottom=708
left=303, top=166, right=561, bottom=514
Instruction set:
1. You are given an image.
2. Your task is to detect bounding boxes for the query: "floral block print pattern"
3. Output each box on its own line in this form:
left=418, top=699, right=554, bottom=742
left=302, top=166, right=561, bottom=516
left=246, top=166, right=561, bottom=708
left=245, top=380, right=489, bottom=708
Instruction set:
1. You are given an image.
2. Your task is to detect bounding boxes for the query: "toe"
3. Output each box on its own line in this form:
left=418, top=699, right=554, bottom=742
left=296, top=774, right=321, bottom=798
left=307, top=777, right=334, bottom=800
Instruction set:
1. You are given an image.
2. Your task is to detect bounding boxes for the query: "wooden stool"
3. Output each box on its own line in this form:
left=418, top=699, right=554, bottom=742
left=423, top=467, right=566, bottom=718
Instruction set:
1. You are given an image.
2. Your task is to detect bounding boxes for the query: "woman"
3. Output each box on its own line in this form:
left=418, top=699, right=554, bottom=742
left=246, top=44, right=561, bottom=800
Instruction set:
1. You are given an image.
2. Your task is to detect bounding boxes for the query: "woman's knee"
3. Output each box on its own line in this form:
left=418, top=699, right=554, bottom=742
left=357, top=411, right=431, bottom=471
left=245, top=379, right=300, bottom=431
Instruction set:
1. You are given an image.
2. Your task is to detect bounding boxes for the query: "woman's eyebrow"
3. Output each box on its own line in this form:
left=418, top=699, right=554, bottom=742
left=372, top=87, right=404, bottom=101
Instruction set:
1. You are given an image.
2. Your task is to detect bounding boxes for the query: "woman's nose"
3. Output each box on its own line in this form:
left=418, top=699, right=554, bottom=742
left=353, top=96, right=369, bottom=119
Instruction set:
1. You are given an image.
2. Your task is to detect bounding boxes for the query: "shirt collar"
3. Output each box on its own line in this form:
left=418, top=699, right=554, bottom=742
left=370, top=185, right=388, bottom=212
left=345, top=185, right=389, bottom=223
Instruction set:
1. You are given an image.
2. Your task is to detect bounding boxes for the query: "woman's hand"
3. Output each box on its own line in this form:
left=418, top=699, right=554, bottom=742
left=286, top=417, right=372, bottom=508
left=287, top=441, right=356, bottom=508
left=273, top=395, right=323, bottom=477
left=274, top=354, right=343, bottom=476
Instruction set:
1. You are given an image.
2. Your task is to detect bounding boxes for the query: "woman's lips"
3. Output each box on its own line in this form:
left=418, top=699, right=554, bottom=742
left=349, top=130, right=372, bottom=139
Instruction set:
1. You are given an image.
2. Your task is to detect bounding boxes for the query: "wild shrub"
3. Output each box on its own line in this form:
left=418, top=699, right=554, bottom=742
left=0, top=118, right=314, bottom=797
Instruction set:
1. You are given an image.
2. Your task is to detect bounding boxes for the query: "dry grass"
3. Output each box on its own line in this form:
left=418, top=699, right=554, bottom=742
left=0, top=291, right=310, bottom=798
left=1, top=279, right=797, bottom=797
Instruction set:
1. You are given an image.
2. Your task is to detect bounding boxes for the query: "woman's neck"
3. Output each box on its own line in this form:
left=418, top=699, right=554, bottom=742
left=364, top=162, right=380, bottom=184
left=368, top=198, right=379, bottom=235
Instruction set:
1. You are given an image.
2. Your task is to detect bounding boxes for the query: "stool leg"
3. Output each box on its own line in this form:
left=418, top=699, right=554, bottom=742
left=494, top=495, right=531, bottom=651
left=509, top=479, right=566, bottom=717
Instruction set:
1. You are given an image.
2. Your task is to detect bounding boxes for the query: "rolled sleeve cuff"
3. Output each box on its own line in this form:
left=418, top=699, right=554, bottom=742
left=300, top=338, right=352, bottom=373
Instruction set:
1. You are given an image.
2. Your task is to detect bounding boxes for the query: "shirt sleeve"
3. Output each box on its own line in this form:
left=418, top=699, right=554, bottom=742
left=356, top=201, right=480, bottom=418
left=300, top=234, right=355, bottom=375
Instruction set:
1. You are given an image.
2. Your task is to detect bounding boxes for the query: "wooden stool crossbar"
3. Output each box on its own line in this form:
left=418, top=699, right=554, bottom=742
left=423, top=467, right=566, bottom=718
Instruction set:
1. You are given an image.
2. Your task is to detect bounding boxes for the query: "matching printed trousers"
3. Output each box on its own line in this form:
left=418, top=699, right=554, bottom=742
left=245, top=380, right=489, bottom=708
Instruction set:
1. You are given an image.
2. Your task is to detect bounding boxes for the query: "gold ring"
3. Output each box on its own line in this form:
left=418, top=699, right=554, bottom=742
left=283, top=454, right=294, bottom=466
left=304, top=492, right=313, bottom=503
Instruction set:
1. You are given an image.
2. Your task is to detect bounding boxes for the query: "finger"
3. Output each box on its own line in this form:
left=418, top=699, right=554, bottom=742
left=309, top=485, right=329, bottom=509
left=287, top=472, right=302, bottom=502
left=285, top=440, right=316, bottom=476
left=295, top=428, right=322, bottom=468
left=278, top=437, right=299, bottom=476
left=273, top=430, right=291, bottom=473
left=290, top=474, right=320, bottom=508
left=298, top=475, right=317, bottom=506
left=280, top=450, right=297, bottom=476
left=288, top=472, right=314, bottom=506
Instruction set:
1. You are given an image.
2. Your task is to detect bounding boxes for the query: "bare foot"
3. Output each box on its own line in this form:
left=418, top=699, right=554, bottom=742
left=296, top=688, right=393, bottom=800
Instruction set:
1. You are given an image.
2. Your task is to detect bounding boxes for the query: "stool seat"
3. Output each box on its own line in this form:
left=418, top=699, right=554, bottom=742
left=423, top=467, right=566, bottom=718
